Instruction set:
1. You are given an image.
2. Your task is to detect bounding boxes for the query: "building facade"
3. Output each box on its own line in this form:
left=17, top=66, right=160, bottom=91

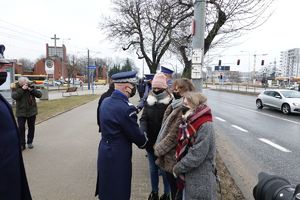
left=280, top=48, right=300, bottom=77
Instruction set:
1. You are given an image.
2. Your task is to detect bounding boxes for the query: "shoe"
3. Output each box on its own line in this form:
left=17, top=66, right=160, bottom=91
left=21, top=145, right=26, bottom=151
left=160, top=193, right=171, bottom=200
left=27, top=143, right=34, bottom=149
left=148, top=191, right=159, bottom=200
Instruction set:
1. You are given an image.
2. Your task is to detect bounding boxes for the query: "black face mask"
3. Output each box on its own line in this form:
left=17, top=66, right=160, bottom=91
left=153, top=89, right=165, bottom=95
left=182, top=105, right=190, bottom=115
left=0, top=72, right=7, bottom=86
left=173, top=92, right=181, bottom=99
left=129, top=85, right=136, bottom=98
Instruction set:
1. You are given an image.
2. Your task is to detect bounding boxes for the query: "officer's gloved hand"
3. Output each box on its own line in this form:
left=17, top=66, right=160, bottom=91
left=136, top=100, right=145, bottom=113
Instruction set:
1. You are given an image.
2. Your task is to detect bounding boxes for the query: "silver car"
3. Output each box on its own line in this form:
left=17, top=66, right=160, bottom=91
left=256, top=89, right=300, bottom=114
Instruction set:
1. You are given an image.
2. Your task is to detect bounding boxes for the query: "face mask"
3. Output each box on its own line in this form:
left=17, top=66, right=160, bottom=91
left=182, top=105, right=190, bottom=115
left=153, top=89, right=165, bottom=95
left=128, top=85, right=136, bottom=98
left=0, top=72, right=7, bottom=86
left=173, top=92, right=181, bottom=99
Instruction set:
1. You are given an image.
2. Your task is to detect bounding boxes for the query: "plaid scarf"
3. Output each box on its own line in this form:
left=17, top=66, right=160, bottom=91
left=175, top=104, right=212, bottom=190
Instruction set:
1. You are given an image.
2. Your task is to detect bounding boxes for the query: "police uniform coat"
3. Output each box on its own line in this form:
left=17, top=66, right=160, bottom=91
left=0, top=94, right=32, bottom=200
left=95, top=90, right=147, bottom=200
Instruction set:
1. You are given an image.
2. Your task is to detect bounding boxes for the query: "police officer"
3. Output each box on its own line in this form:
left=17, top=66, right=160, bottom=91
left=95, top=71, right=148, bottom=200
left=161, top=66, right=174, bottom=88
left=0, top=45, right=32, bottom=199
left=136, top=73, right=154, bottom=112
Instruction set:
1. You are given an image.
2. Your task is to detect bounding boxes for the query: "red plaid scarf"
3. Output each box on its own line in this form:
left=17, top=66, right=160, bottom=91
left=176, top=104, right=212, bottom=162
left=175, top=104, right=212, bottom=191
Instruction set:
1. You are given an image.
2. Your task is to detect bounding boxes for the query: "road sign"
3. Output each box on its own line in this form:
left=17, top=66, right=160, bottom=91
left=87, top=65, right=96, bottom=70
left=191, top=63, right=202, bottom=79
left=214, top=66, right=230, bottom=71
left=192, top=48, right=202, bottom=64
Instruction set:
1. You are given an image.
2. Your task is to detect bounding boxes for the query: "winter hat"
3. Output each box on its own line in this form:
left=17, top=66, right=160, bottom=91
left=151, top=73, right=168, bottom=89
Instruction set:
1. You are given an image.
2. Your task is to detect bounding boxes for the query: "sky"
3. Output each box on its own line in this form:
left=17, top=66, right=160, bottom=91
left=1, top=0, right=300, bottom=74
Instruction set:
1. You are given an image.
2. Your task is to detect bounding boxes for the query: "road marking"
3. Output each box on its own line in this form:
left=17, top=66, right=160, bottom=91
left=258, top=138, right=292, bottom=153
left=235, top=105, right=300, bottom=126
left=231, top=125, right=248, bottom=132
left=215, top=117, right=226, bottom=122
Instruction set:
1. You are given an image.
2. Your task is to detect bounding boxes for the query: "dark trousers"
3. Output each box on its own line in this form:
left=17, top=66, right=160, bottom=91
left=166, top=172, right=182, bottom=200
left=17, top=115, right=36, bottom=146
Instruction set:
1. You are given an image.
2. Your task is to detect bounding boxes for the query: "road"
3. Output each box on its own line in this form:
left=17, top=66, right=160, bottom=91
left=203, top=89, right=300, bottom=199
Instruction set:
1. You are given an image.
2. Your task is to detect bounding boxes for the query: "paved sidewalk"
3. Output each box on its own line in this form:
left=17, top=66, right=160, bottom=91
left=22, top=93, right=162, bottom=199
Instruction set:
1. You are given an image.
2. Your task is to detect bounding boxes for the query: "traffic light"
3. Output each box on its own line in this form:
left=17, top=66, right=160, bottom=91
left=261, top=60, right=264, bottom=66
left=218, top=60, right=222, bottom=66
left=237, top=59, right=240, bottom=65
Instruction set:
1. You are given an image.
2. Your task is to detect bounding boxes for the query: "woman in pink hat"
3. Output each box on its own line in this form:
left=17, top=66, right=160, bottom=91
left=140, top=73, right=172, bottom=200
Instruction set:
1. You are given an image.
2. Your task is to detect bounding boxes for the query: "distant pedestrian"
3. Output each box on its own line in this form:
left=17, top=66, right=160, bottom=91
left=12, top=76, right=42, bottom=150
left=173, top=91, right=217, bottom=200
left=96, top=82, right=114, bottom=132
left=154, top=78, right=195, bottom=200
left=0, top=45, right=32, bottom=199
left=140, top=73, right=172, bottom=200
left=95, top=71, right=148, bottom=200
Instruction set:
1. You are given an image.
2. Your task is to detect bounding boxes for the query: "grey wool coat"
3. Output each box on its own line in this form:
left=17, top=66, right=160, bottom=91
left=154, top=103, right=182, bottom=173
left=173, top=122, right=217, bottom=200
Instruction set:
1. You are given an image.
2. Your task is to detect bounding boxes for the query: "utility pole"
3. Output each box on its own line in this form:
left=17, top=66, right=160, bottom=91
left=87, top=49, right=90, bottom=90
left=191, top=0, right=206, bottom=92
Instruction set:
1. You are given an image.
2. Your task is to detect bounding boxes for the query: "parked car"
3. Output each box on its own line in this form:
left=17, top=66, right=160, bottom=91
left=256, top=89, right=300, bottom=114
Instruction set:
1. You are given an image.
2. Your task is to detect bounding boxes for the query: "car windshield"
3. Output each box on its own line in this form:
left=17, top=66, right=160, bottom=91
left=280, top=91, right=300, bottom=98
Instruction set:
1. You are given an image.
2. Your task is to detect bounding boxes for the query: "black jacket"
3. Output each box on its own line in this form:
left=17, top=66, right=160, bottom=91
left=140, top=92, right=172, bottom=153
left=0, top=94, right=32, bottom=200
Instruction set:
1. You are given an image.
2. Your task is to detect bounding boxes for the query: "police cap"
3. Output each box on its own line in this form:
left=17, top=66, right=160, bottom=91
left=161, top=66, right=173, bottom=74
left=111, top=71, right=138, bottom=84
left=144, top=74, right=155, bottom=81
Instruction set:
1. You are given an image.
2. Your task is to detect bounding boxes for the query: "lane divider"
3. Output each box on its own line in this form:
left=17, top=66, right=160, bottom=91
left=231, top=125, right=248, bottom=133
left=215, top=117, right=226, bottom=122
left=258, top=138, right=292, bottom=153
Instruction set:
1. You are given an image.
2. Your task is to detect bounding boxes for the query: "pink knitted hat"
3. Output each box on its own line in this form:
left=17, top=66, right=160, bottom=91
left=151, top=73, right=168, bottom=89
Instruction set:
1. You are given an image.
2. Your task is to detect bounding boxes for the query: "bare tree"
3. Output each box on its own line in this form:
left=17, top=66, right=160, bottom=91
left=101, top=0, right=273, bottom=77
left=100, top=0, right=193, bottom=73
left=18, top=58, right=35, bottom=72
left=175, top=0, right=274, bottom=77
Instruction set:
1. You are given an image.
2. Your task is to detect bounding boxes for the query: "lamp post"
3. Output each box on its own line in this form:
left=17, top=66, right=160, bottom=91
left=240, top=51, right=251, bottom=82
left=61, top=38, right=71, bottom=80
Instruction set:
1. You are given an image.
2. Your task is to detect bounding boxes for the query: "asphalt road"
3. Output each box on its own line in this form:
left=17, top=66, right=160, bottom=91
left=203, top=89, right=300, bottom=199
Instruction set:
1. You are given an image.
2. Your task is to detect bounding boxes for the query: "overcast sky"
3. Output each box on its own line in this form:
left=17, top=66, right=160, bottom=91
left=1, top=0, right=300, bottom=73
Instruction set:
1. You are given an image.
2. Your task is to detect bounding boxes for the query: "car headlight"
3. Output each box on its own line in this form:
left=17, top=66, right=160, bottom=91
left=292, top=102, right=300, bottom=107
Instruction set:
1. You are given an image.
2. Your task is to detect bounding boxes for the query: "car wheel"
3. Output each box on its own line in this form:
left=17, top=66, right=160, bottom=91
left=281, top=103, right=291, bottom=115
left=256, top=99, right=263, bottom=109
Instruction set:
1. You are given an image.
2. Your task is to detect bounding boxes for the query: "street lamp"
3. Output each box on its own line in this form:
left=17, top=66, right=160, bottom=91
left=61, top=38, right=71, bottom=80
left=240, top=51, right=251, bottom=82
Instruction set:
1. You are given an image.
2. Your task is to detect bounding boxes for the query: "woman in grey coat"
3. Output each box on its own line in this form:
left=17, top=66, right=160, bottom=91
left=173, top=92, right=217, bottom=200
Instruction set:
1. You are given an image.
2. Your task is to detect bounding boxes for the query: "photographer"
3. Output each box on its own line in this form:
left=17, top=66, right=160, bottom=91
left=12, top=76, right=42, bottom=150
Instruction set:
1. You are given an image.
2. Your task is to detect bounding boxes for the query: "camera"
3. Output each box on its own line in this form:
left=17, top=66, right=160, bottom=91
left=28, top=82, right=35, bottom=89
left=253, top=172, right=300, bottom=200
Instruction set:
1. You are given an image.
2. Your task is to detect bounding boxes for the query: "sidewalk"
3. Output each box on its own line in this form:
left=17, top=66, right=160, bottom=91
left=22, top=92, right=157, bottom=199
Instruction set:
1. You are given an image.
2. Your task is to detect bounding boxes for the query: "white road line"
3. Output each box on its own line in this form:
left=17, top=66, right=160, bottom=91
left=231, top=125, right=248, bottom=132
left=215, top=117, right=226, bottom=122
left=258, top=138, right=292, bottom=153
left=235, top=105, right=300, bottom=126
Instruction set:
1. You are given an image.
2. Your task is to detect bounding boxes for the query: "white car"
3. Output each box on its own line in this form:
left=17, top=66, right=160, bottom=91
left=256, top=89, right=300, bottom=114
